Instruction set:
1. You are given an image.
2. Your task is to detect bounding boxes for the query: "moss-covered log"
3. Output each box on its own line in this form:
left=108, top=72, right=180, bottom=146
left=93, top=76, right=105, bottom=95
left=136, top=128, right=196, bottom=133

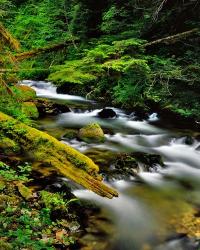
left=0, top=112, right=118, bottom=199
left=15, top=39, right=79, bottom=61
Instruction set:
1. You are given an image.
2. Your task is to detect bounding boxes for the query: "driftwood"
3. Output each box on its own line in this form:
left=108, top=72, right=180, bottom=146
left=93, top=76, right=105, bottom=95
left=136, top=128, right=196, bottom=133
left=144, top=28, right=199, bottom=47
left=0, top=112, right=118, bottom=199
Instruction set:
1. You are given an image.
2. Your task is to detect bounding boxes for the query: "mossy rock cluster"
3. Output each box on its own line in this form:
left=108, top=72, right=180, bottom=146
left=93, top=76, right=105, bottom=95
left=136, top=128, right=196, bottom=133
left=79, top=123, right=105, bottom=143
left=22, top=102, right=39, bottom=119
left=13, top=85, right=36, bottom=101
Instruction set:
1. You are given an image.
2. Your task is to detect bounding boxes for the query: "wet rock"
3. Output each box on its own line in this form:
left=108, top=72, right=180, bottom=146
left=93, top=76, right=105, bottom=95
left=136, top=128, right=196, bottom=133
left=84, top=149, right=117, bottom=172
left=184, top=136, right=194, bottom=145
left=35, top=99, right=71, bottom=116
left=105, top=153, right=139, bottom=180
left=100, top=152, right=164, bottom=181
left=97, top=108, right=117, bottom=119
left=79, top=123, right=105, bottom=143
left=132, top=152, right=164, bottom=171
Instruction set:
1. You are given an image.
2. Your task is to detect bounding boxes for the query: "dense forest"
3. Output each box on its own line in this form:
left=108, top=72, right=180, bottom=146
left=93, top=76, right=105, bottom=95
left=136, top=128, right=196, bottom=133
left=0, top=0, right=200, bottom=249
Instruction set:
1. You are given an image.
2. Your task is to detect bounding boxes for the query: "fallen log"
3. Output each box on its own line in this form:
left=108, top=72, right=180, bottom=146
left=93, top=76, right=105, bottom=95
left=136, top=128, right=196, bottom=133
left=0, top=112, right=118, bottom=199
left=15, top=40, right=78, bottom=61
left=0, top=68, right=49, bottom=73
left=144, top=28, right=199, bottom=47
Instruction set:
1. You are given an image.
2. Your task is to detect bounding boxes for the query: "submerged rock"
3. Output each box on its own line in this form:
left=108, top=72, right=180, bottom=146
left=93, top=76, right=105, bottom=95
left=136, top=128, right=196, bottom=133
left=98, top=108, right=117, bottom=119
left=63, top=129, right=78, bottom=140
left=79, top=123, right=105, bottom=143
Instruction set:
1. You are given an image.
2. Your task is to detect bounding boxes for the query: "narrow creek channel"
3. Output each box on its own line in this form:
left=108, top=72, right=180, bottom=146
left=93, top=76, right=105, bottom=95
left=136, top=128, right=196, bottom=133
left=21, top=80, right=200, bottom=250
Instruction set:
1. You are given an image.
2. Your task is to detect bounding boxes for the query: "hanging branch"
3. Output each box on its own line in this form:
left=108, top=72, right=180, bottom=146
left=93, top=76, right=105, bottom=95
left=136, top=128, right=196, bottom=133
left=153, top=0, right=168, bottom=22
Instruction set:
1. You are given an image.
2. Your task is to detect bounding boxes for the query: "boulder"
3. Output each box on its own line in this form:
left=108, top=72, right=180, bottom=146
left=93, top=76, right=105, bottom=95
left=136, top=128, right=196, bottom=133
left=97, top=108, right=117, bottom=119
left=79, top=123, right=105, bottom=143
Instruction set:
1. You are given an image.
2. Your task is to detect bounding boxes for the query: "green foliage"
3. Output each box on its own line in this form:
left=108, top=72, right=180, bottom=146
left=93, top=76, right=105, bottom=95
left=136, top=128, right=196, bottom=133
left=40, top=190, right=66, bottom=209
left=0, top=95, right=29, bottom=123
left=0, top=0, right=13, bottom=19
left=49, top=61, right=97, bottom=85
left=0, top=85, right=34, bottom=124
left=9, top=0, right=74, bottom=49
left=100, top=3, right=147, bottom=37
left=113, top=58, right=151, bottom=105
left=40, top=190, right=78, bottom=211
left=0, top=161, right=32, bottom=182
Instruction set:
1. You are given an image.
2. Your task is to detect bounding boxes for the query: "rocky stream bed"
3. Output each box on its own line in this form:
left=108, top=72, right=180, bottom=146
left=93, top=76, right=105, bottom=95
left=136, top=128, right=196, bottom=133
left=1, top=80, right=200, bottom=250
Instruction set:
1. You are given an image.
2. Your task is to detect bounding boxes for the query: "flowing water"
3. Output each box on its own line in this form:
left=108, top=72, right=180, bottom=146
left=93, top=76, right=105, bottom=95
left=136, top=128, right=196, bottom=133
left=21, top=80, right=200, bottom=250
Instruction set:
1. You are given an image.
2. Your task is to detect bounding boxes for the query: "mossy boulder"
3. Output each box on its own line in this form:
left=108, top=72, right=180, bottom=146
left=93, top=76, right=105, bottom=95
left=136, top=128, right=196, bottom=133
left=22, top=102, right=39, bottom=119
left=13, top=85, right=36, bottom=101
left=0, top=137, right=21, bottom=155
left=79, top=123, right=105, bottom=143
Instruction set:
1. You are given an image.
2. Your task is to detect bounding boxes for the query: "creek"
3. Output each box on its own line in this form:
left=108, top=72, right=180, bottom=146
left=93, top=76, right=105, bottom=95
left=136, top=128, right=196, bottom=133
left=21, top=80, right=200, bottom=250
